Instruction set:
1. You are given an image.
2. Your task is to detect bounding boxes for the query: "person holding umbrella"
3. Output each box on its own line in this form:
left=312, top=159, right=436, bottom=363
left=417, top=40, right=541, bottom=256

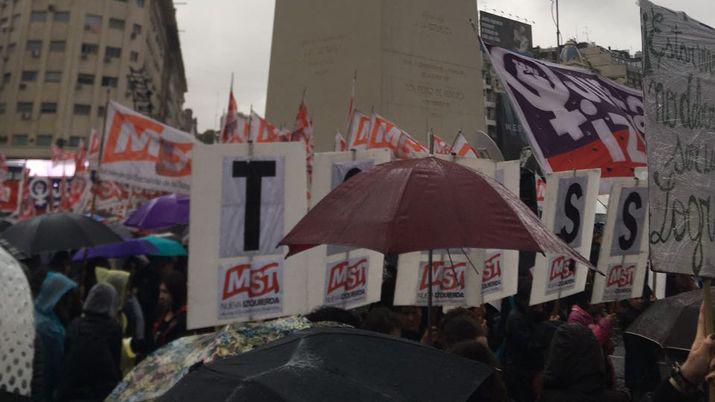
left=34, top=272, right=78, bottom=401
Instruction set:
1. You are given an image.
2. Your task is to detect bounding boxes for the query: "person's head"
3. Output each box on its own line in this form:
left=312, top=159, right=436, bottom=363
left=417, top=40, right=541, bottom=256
left=159, top=271, right=187, bottom=312
left=83, top=283, right=118, bottom=318
left=362, top=307, right=402, bottom=336
left=49, top=251, right=71, bottom=273
left=35, top=271, right=78, bottom=325
left=395, top=306, right=422, bottom=333
left=440, top=315, right=487, bottom=350
left=448, top=340, right=507, bottom=402
left=306, top=306, right=361, bottom=327
left=542, top=323, right=606, bottom=392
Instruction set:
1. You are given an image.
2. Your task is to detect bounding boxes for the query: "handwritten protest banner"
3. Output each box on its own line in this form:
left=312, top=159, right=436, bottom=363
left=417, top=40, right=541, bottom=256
left=641, top=1, right=715, bottom=277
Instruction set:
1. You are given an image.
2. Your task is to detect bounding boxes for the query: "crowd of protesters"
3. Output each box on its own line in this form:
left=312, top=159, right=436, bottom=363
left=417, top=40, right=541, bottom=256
left=16, top=244, right=715, bottom=402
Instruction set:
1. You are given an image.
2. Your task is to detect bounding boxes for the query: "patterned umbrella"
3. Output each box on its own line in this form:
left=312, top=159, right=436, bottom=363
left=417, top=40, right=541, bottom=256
left=106, top=316, right=313, bottom=402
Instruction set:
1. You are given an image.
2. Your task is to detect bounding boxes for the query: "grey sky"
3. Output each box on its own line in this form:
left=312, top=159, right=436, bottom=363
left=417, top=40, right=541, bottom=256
left=176, top=0, right=712, bottom=132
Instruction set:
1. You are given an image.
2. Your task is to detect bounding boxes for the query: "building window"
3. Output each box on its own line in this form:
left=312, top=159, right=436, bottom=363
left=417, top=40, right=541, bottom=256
left=37, top=135, right=53, bottom=146
left=136, top=0, right=145, bottom=7
left=40, top=102, right=57, bottom=114
left=115, top=0, right=128, bottom=2
left=26, top=40, right=42, bottom=52
left=30, top=11, right=47, bottom=22
left=3, top=73, right=10, bottom=84
left=53, top=11, right=70, bottom=22
left=101, top=76, right=118, bottom=88
left=130, top=51, right=139, bottom=62
left=132, top=23, right=142, bottom=35
left=84, top=14, right=102, bottom=33
left=21, top=71, right=37, bottom=82
left=109, top=18, right=125, bottom=30
left=49, top=40, right=66, bottom=52
left=0, top=103, right=5, bottom=114
left=77, top=73, right=95, bottom=85
left=45, top=71, right=61, bottom=82
left=74, top=104, right=91, bottom=115
left=11, top=14, right=20, bottom=28
left=68, top=136, right=82, bottom=147
left=7, top=43, right=15, bottom=53
left=11, top=135, right=28, bottom=146
left=81, top=43, right=99, bottom=55
left=16, top=102, right=33, bottom=113
left=105, top=47, right=121, bottom=59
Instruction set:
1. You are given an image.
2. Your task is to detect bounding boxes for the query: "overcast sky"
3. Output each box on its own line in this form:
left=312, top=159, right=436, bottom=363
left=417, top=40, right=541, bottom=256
left=175, top=0, right=712, bottom=132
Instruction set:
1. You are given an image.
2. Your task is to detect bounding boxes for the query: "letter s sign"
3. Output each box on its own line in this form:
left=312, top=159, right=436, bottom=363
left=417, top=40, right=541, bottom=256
left=611, top=187, right=648, bottom=256
left=554, top=176, right=588, bottom=247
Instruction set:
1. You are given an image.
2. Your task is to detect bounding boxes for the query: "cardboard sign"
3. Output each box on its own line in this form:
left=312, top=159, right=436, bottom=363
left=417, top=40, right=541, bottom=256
left=591, top=179, right=649, bottom=304
left=307, top=150, right=390, bottom=310
left=641, top=1, right=715, bottom=277
left=530, top=169, right=600, bottom=305
left=99, top=102, right=194, bottom=193
left=394, top=250, right=484, bottom=307
left=188, top=142, right=311, bottom=328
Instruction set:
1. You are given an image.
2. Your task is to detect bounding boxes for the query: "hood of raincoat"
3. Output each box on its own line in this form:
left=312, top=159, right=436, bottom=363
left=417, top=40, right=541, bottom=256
left=35, top=271, right=77, bottom=314
left=95, top=267, right=129, bottom=304
left=542, top=323, right=605, bottom=393
left=83, top=282, right=118, bottom=317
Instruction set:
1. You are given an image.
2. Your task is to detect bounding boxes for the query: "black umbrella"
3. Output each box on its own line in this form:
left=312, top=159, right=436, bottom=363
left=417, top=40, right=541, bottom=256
left=1, top=213, right=124, bottom=256
left=159, top=327, right=493, bottom=402
left=625, top=288, right=709, bottom=351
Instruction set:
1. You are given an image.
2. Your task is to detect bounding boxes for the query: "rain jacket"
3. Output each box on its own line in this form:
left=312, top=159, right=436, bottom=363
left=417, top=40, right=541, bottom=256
left=34, top=272, right=77, bottom=402
left=567, top=305, right=613, bottom=345
left=539, top=324, right=628, bottom=402
left=57, top=283, right=122, bottom=402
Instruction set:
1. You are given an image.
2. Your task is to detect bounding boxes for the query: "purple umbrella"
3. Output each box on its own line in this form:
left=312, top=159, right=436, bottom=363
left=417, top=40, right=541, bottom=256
left=124, top=194, right=189, bottom=231
left=72, top=239, right=159, bottom=261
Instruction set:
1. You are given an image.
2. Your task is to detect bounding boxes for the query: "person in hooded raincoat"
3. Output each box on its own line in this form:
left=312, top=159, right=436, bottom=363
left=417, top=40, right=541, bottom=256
left=538, top=323, right=628, bottom=402
left=34, top=272, right=77, bottom=401
left=57, top=283, right=122, bottom=402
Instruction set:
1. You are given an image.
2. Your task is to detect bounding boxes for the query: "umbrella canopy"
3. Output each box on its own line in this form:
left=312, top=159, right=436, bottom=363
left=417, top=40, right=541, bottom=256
left=71, top=238, right=159, bottom=262
left=107, top=316, right=313, bottom=402
left=1, top=213, right=124, bottom=256
left=159, top=327, right=492, bottom=402
left=0, top=245, right=34, bottom=398
left=625, top=288, right=709, bottom=351
left=142, top=236, right=187, bottom=256
left=125, top=194, right=189, bottom=231
left=281, top=157, right=592, bottom=268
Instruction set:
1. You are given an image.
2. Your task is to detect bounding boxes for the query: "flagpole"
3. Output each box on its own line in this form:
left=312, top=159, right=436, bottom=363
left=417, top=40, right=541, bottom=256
left=344, top=70, right=357, bottom=146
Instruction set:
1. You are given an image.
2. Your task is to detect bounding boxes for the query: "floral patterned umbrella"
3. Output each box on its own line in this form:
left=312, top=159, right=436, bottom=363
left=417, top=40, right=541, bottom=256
left=106, top=316, right=313, bottom=402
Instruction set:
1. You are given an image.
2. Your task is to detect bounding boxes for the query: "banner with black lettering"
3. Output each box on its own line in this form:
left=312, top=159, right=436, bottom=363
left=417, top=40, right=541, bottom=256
left=394, top=156, right=490, bottom=306
left=307, top=150, right=391, bottom=310
left=187, top=142, right=312, bottom=328
left=591, top=178, right=649, bottom=304
left=530, top=169, right=601, bottom=305
left=641, top=1, right=715, bottom=277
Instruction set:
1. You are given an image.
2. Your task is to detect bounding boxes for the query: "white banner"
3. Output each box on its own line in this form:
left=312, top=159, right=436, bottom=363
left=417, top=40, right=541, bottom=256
left=591, top=178, right=649, bottom=304
left=641, top=0, right=715, bottom=277
left=188, top=142, right=312, bottom=328
left=530, top=169, right=601, bottom=305
left=99, top=102, right=194, bottom=193
left=307, top=150, right=391, bottom=310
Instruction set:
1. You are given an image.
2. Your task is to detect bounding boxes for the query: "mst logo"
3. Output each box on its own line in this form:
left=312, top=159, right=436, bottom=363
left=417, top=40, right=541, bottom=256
left=222, top=262, right=281, bottom=300
left=327, top=258, right=368, bottom=295
left=483, top=253, right=502, bottom=282
left=419, top=262, right=465, bottom=291
left=607, top=264, right=635, bottom=288
left=549, top=256, right=576, bottom=281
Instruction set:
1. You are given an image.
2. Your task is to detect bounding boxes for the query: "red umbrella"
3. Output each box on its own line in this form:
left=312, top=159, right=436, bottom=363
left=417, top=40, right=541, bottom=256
left=281, top=157, right=592, bottom=268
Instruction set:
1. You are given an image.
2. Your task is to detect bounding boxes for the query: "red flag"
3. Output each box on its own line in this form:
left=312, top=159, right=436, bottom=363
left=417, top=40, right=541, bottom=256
left=346, top=110, right=371, bottom=150
left=221, top=90, right=243, bottom=143
left=335, top=132, right=348, bottom=152
left=367, top=113, right=428, bottom=159
left=249, top=112, right=281, bottom=143
left=432, top=134, right=452, bottom=154
left=88, top=129, right=100, bottom=167
left=51, top=145, right=74, bottom=163
left=291, top=101, right=314, bottom=172
left=452, top=133, right=479, bottom=159
left=75, top=139, right=88, bottom=172
left=17, top=169, right=35, bottom=220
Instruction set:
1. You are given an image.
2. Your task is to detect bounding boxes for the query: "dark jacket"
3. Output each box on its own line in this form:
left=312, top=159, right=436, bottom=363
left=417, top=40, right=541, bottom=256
left=538, top=324, right=628, bottom=402
left=57, top=284, right=122, bottom=402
